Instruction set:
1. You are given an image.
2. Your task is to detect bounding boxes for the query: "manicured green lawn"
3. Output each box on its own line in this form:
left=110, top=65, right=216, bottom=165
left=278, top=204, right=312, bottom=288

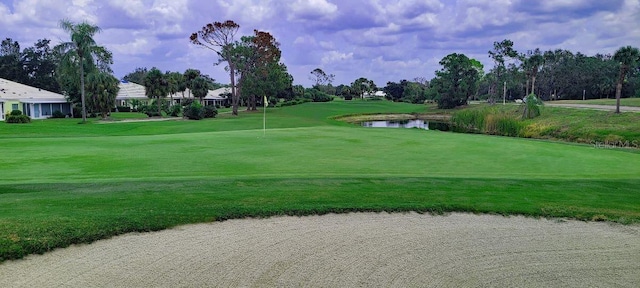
left=1, top=100, right=639, bottom=261
left=554, top=98, right=640, bottom=107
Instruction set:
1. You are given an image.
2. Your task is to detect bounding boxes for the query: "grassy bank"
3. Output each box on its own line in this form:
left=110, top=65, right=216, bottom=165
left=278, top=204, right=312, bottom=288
left=451, top=104, right=640, bottom=146
left=1, top=100, right=639, bottom=261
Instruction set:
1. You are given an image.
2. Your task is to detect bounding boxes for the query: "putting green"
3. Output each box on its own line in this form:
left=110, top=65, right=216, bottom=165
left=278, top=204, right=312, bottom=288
left=2, top=126, right=638, bottom=184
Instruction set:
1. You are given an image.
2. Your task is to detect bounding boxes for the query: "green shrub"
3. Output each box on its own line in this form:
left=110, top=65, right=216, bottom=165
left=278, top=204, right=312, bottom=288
left=140, top=104, right=162, bottom=117
left=305, top=88, right=334, bottom=102
left=6, top=113, right=31, bottom=123
left=72, top=107, right=82, bottom=118
left=183, top=102, right=204, bottom=120
left=169, top=105, right=182, bottom=117
left=51, top=110, right=66, bottom=119
left=523, top=94, right=542, bottom=119
left=203, top=105, right=218, bottom=118
left=452, top=109, right=486, bottom=132
left=437, top=96, right=466, bottom=109
left=116, top=106, right=131, bottom=112
left=9, top=110, right=23, bottom=116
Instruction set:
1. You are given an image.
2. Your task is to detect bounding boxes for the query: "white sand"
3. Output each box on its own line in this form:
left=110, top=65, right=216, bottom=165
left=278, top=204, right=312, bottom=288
left=1, top=213, right=639, bottom=287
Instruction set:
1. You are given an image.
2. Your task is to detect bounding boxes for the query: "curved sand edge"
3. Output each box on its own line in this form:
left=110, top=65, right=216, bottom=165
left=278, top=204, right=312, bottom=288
left=1, top=212, right=639, bottom=287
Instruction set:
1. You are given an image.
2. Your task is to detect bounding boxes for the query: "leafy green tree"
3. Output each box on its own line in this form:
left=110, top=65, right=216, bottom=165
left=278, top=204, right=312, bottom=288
left=21, top=39, right=60, bottom=93
left=402, top=81, right=427, bottom=104
left=57, top=19, right=111, bottom=122
left=231, top=30, right=289, bottom=110
left=143, top=67, right=168, bottom=117
left=433, top=53, right=479, bottom=109
left=292, top=84, right=305, bottom=100
left=310, top=68, right=334, bottom=87
left=351, top=77, right=377, bottom=99
left=383, top=81, right=405, bottom=102
left=85, top=71, right=120, bottom=119
left=522, top=48, right=544, bottom=96
left=122, top=67, right=148, bottom=85
left=613, top=46, right=640, bottom=113
left=0, top=38, right=27, bottom=83
left=488, top=39, right=518, bottom=103
left=190, top=20, right=241, bottom=115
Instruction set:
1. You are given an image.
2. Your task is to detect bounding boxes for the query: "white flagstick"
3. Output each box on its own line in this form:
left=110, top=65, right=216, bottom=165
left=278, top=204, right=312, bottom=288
left=263, top=95, right=268, bottom=137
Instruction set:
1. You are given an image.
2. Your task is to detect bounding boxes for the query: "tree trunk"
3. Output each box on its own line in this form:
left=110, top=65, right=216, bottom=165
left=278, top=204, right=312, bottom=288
left=615, top=82, right=622, bottom=114
left=525, top=79, right=529, bottom=96
left=80, top=56, right=87, bottom=123
left=615, top=67, right=626, bottom=114
left=230, top=64, right=238, bottom=116
left=531, top=75, right=536, bottom=97
left=157, top=96, right=162, bottom=117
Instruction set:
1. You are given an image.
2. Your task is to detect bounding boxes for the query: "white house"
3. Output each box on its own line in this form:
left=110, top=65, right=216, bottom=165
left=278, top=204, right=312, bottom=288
left=0, top=78, right=72, bottom=120
left=116, top=80, right=231, bottom=108
left=363, top=91, right=387, bottom=98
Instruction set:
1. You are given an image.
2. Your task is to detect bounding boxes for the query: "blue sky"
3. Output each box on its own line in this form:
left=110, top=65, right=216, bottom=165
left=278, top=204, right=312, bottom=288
left=1, top=0, right=638, bottom=87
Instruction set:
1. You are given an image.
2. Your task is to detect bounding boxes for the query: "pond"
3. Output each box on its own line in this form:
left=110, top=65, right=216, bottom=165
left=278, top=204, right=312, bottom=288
left=361, top=120, right=451, bottom=131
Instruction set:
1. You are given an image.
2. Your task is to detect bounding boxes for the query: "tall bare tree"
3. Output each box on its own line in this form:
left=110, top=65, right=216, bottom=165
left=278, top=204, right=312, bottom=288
left=190, top=20, right=240, bottom=115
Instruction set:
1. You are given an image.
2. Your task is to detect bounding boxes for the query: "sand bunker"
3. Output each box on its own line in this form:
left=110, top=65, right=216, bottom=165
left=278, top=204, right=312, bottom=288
left=1, top=213, right=639, bottom=287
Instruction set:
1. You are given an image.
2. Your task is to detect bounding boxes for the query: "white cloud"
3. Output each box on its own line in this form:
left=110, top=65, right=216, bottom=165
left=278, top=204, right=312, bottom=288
left=217, top=0, right=278, bottom=24
left=110, top=37, right=158, bottom=56
left=288, top=0, right=338, bottom=21
left=322, top=50, right=354, bottom=64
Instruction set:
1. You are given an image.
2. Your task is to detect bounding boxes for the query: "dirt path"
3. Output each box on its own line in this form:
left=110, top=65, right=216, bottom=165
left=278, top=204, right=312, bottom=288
left=546, top=103, right=640, bottom=112
left=1, top=213, right=639, bottom=287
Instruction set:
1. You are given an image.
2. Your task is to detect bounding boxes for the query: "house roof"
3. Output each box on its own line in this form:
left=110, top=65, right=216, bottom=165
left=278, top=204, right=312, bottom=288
left=0, top=78, right=68, bottom=103
left=116, top=81, right=147, bottom=100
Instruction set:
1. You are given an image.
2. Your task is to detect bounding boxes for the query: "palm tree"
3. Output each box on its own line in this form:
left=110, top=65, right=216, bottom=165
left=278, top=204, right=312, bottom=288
left=191, top=76, right=210, bottom=104
left=165, top=71, right=184, bottom=105
left=57, top=19, right=107, bottom=122
left=613, top=46, right=640, bottom=113
left=184, top=69, right=200, bottom=98
left=86, top=71, right=120, bottom=119
left=143, top=68, right=168, bottom=117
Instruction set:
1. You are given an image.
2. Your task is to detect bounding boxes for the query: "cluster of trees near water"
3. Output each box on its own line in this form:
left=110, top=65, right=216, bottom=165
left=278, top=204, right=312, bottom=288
left=2, top=18, right=639, bottom=118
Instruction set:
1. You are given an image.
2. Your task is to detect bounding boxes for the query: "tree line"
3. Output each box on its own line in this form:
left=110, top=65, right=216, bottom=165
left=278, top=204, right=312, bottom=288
left=2, top=20, right=639, bottom=118
left=374, top=40, right=639, bottom=112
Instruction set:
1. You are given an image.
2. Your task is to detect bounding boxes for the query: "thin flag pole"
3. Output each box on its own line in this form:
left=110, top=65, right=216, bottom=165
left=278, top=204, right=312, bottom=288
left=263, top=95, right=268, bottom=136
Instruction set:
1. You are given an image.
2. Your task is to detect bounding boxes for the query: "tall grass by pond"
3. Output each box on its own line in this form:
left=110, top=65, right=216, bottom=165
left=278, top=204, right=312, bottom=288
left=452, top=104, right=640, bottom=145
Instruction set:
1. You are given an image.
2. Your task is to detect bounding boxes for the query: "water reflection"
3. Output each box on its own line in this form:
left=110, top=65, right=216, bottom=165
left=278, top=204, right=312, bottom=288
left=361, top=120, right=450, bottom=131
